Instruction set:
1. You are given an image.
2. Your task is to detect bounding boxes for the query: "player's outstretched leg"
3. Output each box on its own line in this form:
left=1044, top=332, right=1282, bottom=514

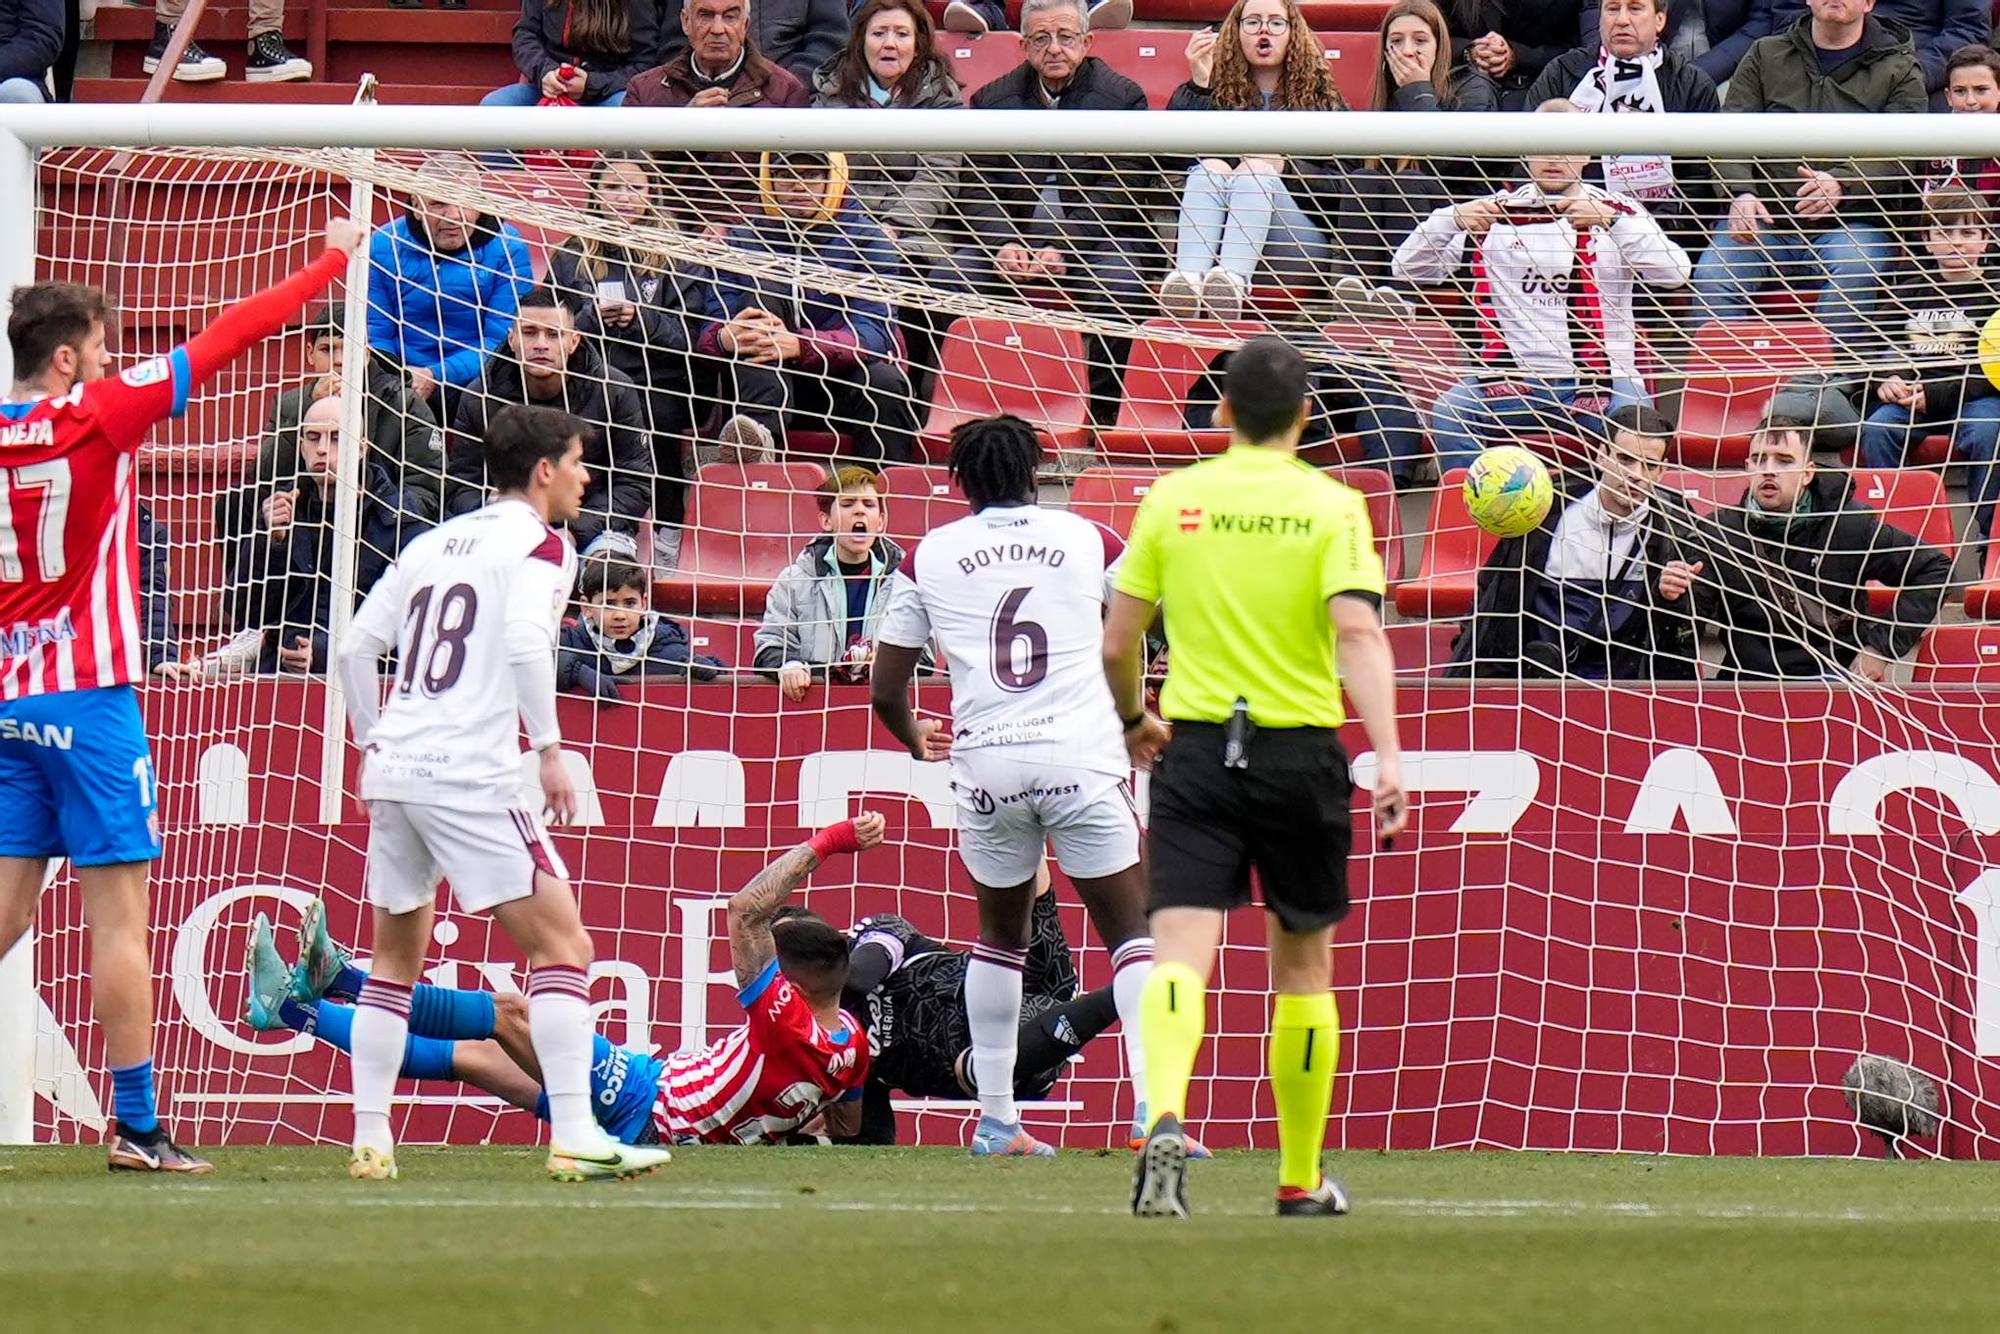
left=291, top=897, right=356, bottom=1003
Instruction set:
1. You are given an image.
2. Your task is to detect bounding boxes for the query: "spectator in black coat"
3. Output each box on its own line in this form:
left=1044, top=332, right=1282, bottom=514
left=136, top=505, right=195, bottom=679
left=547, top=154, right=702, bottom=546
left=219, top=396, right=437, bottom=676
left=934, top=0, right=1152, bottom=324
left=484, top=0, right=661, bottom=106
left=655, top=0, right=847, bottom=85
left=446, top=286, right=654, bottom=551
left=1659, top=415, right=1954, bottom=680
left=1447, top=405, right=1702, bottom=680
left=0, top=0, right=60, bottom=102
left=1443, top=0, right=1589, bottom=108
left=558, top=556, right=724, bottom=701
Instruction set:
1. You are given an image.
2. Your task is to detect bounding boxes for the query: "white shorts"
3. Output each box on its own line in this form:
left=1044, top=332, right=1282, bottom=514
left=364, top=800, right=570, bottom=916
left=947, top=748, right=1140, bottom=888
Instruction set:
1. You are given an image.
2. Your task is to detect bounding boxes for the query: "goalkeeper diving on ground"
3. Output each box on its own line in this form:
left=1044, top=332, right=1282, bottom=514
left=244, top=831, right=1173, bottom=1149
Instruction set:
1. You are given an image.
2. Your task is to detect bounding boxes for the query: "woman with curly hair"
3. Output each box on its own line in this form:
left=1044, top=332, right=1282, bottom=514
left=1160, top=0, right=1346, bottom=319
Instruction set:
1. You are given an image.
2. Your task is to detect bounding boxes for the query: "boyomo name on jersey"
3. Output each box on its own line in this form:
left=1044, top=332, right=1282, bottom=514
left=952, top=542, right=1069, bottom=575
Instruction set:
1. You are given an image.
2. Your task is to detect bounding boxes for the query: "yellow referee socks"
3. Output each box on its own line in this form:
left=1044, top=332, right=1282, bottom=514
left=1270, top=991, right=1339, bottom=1192
left=1139, top=962, right=1208, bottom=1127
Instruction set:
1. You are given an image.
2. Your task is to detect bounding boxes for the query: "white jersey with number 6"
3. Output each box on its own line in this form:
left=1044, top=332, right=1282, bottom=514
left=344, top=498, right=575, bottom=813
left=878, top=503, right=1126, bottom=775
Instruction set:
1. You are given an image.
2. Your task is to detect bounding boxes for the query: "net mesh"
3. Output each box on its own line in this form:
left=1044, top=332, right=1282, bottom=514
left=13, top=129, right=2000, bottom=1155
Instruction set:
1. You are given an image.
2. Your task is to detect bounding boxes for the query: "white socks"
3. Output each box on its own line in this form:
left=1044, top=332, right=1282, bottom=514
left=351, top=977, right=411, bottom=1155
left=528, top=964, right=599, bottom=1148
left=966, top=946, right=1026, bottom=1124
left=1111, top=937, right=1154, bottom=1115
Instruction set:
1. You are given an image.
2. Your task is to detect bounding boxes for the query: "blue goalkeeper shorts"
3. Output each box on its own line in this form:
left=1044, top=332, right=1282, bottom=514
left=0, top=685, right=161, bottom=866
left=540, top=1036, right=665, bottom=1145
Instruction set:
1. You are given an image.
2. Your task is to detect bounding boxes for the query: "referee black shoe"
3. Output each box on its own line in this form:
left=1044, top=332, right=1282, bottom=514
left=1276, top=1175, right=1350, bottom=1218
left=1130, top=1113, right=1190, bottom=1219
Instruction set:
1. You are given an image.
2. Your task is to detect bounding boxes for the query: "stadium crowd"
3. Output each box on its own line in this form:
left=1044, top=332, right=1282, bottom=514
left=18, top=0, right=2000, bottom=684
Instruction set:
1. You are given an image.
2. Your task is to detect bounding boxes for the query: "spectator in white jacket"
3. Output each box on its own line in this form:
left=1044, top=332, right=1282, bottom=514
left=1392, top=97, right=1690, bottom=473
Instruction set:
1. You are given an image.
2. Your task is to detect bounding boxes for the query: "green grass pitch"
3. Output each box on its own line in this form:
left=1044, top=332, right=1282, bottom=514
left=6, top=1145, right=2000, bottom=1333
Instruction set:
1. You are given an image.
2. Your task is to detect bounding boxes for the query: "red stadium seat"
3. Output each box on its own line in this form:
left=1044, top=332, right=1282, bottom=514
left=1325, top=465, right=1403, bottom=583
left=1317, top=31, right=1380, bottom=110
left=137, top=444, right=258, bottom=635
left=1657, top=468, right=1747, bottom=515
left=1677, top=319, right=1832, bottom=468
left=1913, top=623, right=2000, bottom=683
left=656, top=463, right=826, bottom=617
left=683, top=617, right=762, bottom=672
left=1384, top=620, right=1459, bottom=676
left=1069, top=467, right=1162, bottom=539
left=1393, top=469, right=1497, bottom=618
left=1849, top=467, right=1961, bottom=616
left=1966, top=540, right=2000, bottom=619
left=1088, top=30, right=1193, bottom=106
left=920, top=317, right=1092, bottom=460
left=1125, top=0, right=1392, bottom=31
left=1101, top=320, right=1268, bottom=460
left=880, top=464, right=971, bottom=549
left=938, top=32, right=1023, bottom=98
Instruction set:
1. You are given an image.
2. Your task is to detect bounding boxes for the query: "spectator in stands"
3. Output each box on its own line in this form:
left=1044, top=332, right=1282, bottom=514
left=1392, top=99, right=1691, bottom=473
left=1689, top=0, right=1986, bottom=95
left=654, top=0, right=844, bottom=85
left=1332, top=0, right=1478, bottom=287
left=0, top=0, right=59, bottom=102
left=484, top=0, right=661, bottom=107
left=137, top=505, right=195, bottom=680
left=937, top=0, right=1151, bottom=390
left=557, top=556, right=724, bottom=701
left=369, top=154, right=536, bottom=430
left=811, top=0, right=964, bottom=273
left=1689, top=0, right=1924, bottom=345
left=259, top=302, right=443, bottom=499
left=754, top=465, right=927, bottom=699
left=1856, top=187, right=2000, bottom=544
left=699, top=152, right=917, bottom=465
left=548, top=154, right=701, bottom=564
left=446, top=286, right=653, bottom=551
left=1159, top=0, right=1346, bottom=320
left=626, top=0, right=813, bottom=225
left=1925, top=44, right=2000, bottom=199
left=1658, top=414, right=1953, bottom=679
left=220, top=396, right=436, bottom=676
left=1446, top=404, right=1701, bottom=679
left=1442, top=0, right=1590, bottom=108
left=939, top=0, right=1128, bottom=36
left=145, top=0, right=309, bottom=83
left=1525, top=0, right=1721, bottom=242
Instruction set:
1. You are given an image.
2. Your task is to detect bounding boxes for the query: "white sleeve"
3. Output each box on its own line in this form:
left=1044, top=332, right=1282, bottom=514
left=504, top=547, right=571, bottom=752
left=511, top=651, right=561, bottom=753
left=1606, top=207, right=1692, bottom=289
left=338, top=561, right=406, bottom=745
left=875, top=569, right=933, bottom=650
left=1391, top=207, right=1469, bottom=285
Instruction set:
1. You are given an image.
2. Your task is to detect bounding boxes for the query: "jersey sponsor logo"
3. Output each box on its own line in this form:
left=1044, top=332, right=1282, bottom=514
left=1178, top=508, right=1203, bottom=533
left=954, top=542, right=1067, bottom=575
left=827, top=1046, right=857, bottom=1077
left=594, top=1043, right=634, bottom=1108
left=994, top=780, right=1081, bottom=806
left=0, top=612, right=77, bottom=660
left=119, top=357, right=173, bottom=388
left=1208, top=513, right=1314, bottom=537
left=769, top=980, right=794, bottom=1021
left=0, top=419, right=54, bottom=448
left=0, top=717, right=74, bottom=749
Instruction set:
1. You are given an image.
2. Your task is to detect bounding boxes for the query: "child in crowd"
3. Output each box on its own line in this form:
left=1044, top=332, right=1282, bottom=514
left=558, top=557, right=725, bottom=701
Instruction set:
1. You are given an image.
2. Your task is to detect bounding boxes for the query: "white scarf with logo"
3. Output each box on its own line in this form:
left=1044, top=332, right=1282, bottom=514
left=1569, top=47, right=1674, bottom=202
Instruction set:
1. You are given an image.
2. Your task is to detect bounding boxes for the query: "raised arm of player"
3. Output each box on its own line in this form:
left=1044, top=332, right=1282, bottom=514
left=90, top=219, right=366, bottom=449
left=727, top=813, right=887, bottom=989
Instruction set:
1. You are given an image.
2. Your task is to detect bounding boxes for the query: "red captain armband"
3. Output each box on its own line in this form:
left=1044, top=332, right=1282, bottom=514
left=808, top=820, right=864, bottom=861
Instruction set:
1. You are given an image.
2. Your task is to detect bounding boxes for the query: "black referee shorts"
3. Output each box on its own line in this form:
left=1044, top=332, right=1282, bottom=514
left=1146, top=722, right=1355, bottom=933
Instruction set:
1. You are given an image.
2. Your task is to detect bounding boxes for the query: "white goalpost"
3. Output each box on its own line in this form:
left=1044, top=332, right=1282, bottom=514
left=2, top=103, right=2000, bottom=1156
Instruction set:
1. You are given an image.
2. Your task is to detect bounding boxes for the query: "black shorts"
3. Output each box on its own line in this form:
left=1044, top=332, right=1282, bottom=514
left=1146, top=723, right=1355, bottom=933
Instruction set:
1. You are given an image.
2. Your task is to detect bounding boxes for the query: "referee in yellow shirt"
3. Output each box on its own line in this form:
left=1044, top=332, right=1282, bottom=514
left=1103, top=335, right=1407, bottom=1220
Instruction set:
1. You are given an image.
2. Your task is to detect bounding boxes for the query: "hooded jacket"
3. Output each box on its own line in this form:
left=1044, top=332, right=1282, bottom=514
left=1714, top=16, right=1926, bottom=230
left=1683, top=469, right=1952, bottom=678
left=509, top=0, right=662, bottom=103
left=444, top=339, right=653, bottom=548
left=753, top=534, right=932, bottom=675
left=811, top=55, right=965, bottom=266
left=961, top=57, right=1151, bottom=252
left=1446, top=483, right=1701, bottom=680
left=368, top=212, right=536, bottom=391
left=697, top=155, right=903, bottom=371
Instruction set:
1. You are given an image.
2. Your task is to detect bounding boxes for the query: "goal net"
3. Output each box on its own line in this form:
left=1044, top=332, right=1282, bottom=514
left=5, top=107, right=2000, bottom=1157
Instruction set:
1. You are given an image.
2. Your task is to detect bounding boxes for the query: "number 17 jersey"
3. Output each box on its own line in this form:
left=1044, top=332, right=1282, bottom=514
left=877, top=503, right=1126, bottom=776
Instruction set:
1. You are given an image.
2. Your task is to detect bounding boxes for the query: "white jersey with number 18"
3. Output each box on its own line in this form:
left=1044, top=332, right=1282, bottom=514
left=877, top=503, right=1126, bottom=776
left=345, top=498, right=575, bottom=812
